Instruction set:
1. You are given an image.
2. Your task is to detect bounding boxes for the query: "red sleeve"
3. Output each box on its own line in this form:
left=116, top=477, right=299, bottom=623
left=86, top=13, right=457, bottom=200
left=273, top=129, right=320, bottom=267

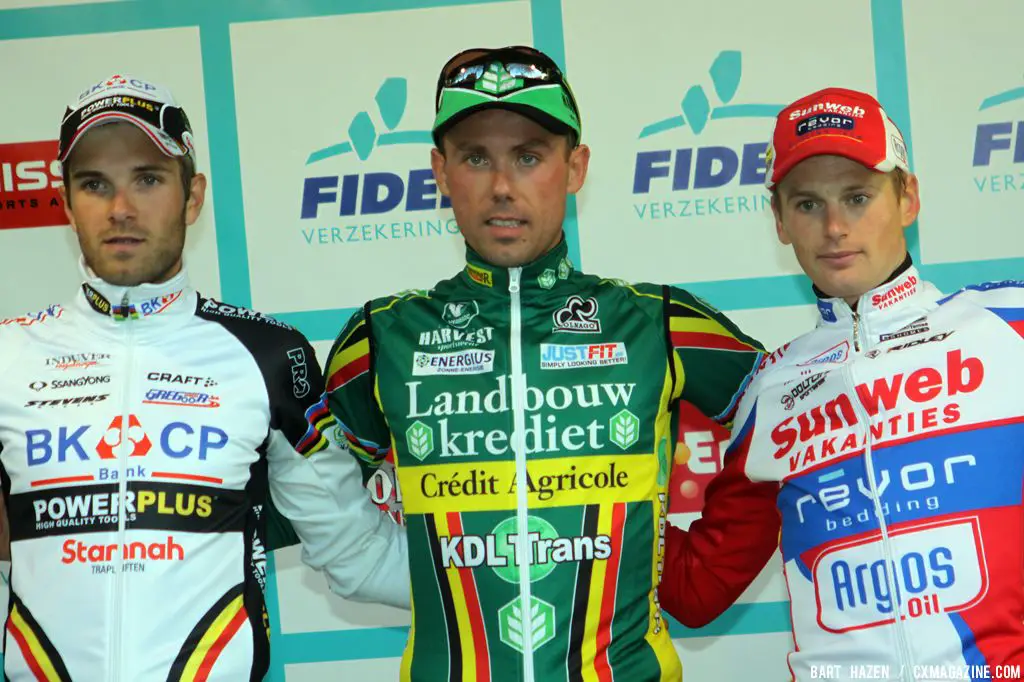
left=658, top=414, right=781, bottom=628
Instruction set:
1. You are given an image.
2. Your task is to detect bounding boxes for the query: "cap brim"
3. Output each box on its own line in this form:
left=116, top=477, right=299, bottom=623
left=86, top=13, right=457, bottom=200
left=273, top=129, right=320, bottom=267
left=770, top=134, right=897, bottom=188
left=432, top=102, right=575, bottom=146
left=60, top=112, right=187, bottom=163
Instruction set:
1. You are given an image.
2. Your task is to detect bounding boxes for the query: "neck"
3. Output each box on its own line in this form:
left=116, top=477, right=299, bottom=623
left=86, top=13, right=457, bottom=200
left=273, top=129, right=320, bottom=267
left=816, top=253, right=913, bottom=309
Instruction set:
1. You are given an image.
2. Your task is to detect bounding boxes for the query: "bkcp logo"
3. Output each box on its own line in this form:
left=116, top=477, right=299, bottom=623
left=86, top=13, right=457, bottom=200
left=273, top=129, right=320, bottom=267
left=0, top=140, right=66, bottom=230
left=298, top=77, right=456, bottom=246
left=631, top=50, right=783, bottom=222
left=972, top=79, right=1024, bottom=193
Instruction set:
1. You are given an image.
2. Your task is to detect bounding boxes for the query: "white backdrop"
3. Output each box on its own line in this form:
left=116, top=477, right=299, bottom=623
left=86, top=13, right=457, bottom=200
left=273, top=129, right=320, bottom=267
left=1, top=1, right=1022, bottom=680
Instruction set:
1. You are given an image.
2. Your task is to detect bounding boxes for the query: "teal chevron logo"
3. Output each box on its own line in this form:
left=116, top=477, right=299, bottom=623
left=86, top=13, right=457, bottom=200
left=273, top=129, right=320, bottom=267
left=306, top=77, right=433, bottom=164
left=638, top=51, right=784, bottom=139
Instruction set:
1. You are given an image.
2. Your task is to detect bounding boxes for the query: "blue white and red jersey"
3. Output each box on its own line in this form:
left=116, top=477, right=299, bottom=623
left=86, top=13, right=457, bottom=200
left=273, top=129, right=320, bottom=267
left=726, top=263, right=1023, bottom=680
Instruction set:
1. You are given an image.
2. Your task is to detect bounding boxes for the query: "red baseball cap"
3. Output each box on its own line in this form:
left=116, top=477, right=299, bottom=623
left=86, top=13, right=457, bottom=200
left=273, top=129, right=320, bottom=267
left=764, top=87, right=909, bottom=189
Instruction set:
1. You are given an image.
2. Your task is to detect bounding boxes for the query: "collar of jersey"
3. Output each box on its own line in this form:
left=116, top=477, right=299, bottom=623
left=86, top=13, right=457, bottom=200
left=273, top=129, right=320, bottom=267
left=75, top=257, right=194, bottom=324
left=814, top=258, right=937, bottom=326
left=461, top=238, right=575, bottom=293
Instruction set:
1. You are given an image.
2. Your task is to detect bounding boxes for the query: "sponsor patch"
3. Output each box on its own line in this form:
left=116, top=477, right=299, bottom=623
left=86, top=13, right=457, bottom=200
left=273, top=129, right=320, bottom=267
left=797, top=340, right=850, bottom=366
left=540, top=343, right=627, bottom=370
left=552, top=296, right=601, bottom=334
left=879, top=316, right=930, bottom=342
left=442, top=301, right=479, bottom=330
left=467, top=264, right=493, bottom=288
left=413, top=349, right=495, bottom=376
left=142, top=389, right=220, bottom=408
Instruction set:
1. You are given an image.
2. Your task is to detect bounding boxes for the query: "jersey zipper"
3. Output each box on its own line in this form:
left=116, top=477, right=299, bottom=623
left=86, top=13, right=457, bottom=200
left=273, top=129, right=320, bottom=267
left=508, top=267, right=535, bottom=681
left=110, top=291, right=135, bottom=682
left=844, top=314, right=915, bottom=680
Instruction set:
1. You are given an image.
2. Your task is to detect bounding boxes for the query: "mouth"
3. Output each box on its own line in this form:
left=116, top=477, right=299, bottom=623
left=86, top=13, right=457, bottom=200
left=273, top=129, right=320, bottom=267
left=486, top=217, right=528, bottom=228
left=103, top=235, right=146, bottom=247
left=819, top=251, right=860, bottom=267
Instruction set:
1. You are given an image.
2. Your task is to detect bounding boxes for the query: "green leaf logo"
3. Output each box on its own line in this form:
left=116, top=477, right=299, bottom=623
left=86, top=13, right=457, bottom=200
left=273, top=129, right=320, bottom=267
left=405, top=421, right=434, bottom=461
left=498, top=596, right=556, bottom=653
left=609, top=409, right=640, bottom=450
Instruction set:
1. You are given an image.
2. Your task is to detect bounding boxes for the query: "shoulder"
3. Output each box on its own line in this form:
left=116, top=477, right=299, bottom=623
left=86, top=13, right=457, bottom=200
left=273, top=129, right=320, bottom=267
left=196, top=296, right=314, bottom=376
left=937, top=279, right=1024, bottom=310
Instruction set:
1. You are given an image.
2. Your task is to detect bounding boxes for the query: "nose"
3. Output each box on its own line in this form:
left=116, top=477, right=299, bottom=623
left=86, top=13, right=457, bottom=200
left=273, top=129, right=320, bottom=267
left=823, top=203, right=848, bottom=240
left=490, top=162, right=513, bottom=202
left=108, top=187, right=136, bottom=224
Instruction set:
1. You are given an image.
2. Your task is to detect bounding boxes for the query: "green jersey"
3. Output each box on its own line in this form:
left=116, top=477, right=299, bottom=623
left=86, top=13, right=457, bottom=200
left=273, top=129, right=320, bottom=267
left=317, top=240, right=763, bottom=682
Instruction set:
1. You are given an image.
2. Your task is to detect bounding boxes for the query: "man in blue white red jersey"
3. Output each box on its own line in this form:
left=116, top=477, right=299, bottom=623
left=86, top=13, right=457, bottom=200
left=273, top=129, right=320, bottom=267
left=659, top=87, right=1024, bottom=681
left=0, top=74, right=408, bottom=681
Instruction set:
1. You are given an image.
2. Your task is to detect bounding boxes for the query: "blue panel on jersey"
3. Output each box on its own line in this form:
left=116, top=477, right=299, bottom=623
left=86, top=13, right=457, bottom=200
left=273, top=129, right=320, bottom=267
left=779, top=421, right=1024, bottom=570
left=986, top=307, right=1024, bottom=324
left=949, top=612, right=990, bottom=680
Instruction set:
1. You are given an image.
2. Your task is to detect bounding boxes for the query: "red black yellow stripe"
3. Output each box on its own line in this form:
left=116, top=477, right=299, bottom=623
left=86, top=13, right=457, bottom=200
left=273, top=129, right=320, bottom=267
left=168, top=583, right=248, bottom=682
left=425, top=514, right=463, bottom=682
left=567, top=505, right=599, bottom=682
left=325, top=321, right=370, bottom=393
left=565, top=503, right=627, bottom=682
left=667, top=300, right=759, bottom=353
left=438, top=512, right=491, bottom=682
left=5, top=594, right=72, bottom=681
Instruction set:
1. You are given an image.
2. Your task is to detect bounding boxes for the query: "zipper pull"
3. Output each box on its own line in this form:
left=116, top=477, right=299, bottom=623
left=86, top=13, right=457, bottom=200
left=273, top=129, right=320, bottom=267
left=509, top=268, right=521, bottom=294
left=852, top=312, right=861, bottom=352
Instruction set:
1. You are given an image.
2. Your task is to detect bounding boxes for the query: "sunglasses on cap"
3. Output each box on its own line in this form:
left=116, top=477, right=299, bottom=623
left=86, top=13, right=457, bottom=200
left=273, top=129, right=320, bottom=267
left=434, top=45, right=581, bottom=120
left=58, top=95, right=193, bottom=163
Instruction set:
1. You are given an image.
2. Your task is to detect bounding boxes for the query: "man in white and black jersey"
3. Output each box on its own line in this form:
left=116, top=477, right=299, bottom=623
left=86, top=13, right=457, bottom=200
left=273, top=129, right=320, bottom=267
left=0, top=74, right=408, bottom=681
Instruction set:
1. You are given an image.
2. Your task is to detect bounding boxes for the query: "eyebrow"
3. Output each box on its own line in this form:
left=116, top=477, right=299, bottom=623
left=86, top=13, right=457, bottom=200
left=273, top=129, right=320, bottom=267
left=450, top=137, right=555, bottom=154
left=70, top=164, right=173, bottom=179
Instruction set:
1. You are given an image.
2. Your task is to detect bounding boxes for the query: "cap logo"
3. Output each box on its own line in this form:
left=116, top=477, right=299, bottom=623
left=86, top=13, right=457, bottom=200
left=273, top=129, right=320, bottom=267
left=795, top=114, right=856, bottom=136
left=788, top=102, right=866, bottom=122
left=475, top=62, right=523, bottom=95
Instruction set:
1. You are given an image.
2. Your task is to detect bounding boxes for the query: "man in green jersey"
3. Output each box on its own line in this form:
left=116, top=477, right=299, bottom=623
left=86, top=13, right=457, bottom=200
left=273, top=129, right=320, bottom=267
left=311, top=46, right=781, bottom=682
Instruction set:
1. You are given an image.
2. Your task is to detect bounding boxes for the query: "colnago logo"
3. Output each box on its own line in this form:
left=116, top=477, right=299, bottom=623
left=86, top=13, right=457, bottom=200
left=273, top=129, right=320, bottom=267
left=61, top=536, right=185, bottom=564
left=773, top=350, right=983, bottom=473
left=439, top=515, right=612, bottom=581
left=46, top=353, right=110, bottom=371
left=142, top=389, right=221, bottom=408
left=631, top=50, right=783, bottom=222
left=418, top=325, right=495, bottom=352
left=0, top=140, right=65, bottom=230
left=871, top=275, right=918, bottom=310
left=299, top=77, right=456, bottom=246
left=412, top=349, right=495, bottom=376
left=814, top=520, right=986, bottom=632
left=33, top=489, right=214, bottom=530
left=540, top=342, right=628, bottom=370
left=793, top=453, right=977, bottom=532
left=406, top=375, right=638, bottom=457
left=972, top=80, right=1024, bottom=193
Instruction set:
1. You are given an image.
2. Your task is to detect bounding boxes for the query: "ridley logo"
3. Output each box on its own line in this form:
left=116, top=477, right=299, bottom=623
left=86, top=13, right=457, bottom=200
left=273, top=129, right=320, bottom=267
left=552, top=296, right=601, bottom=334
